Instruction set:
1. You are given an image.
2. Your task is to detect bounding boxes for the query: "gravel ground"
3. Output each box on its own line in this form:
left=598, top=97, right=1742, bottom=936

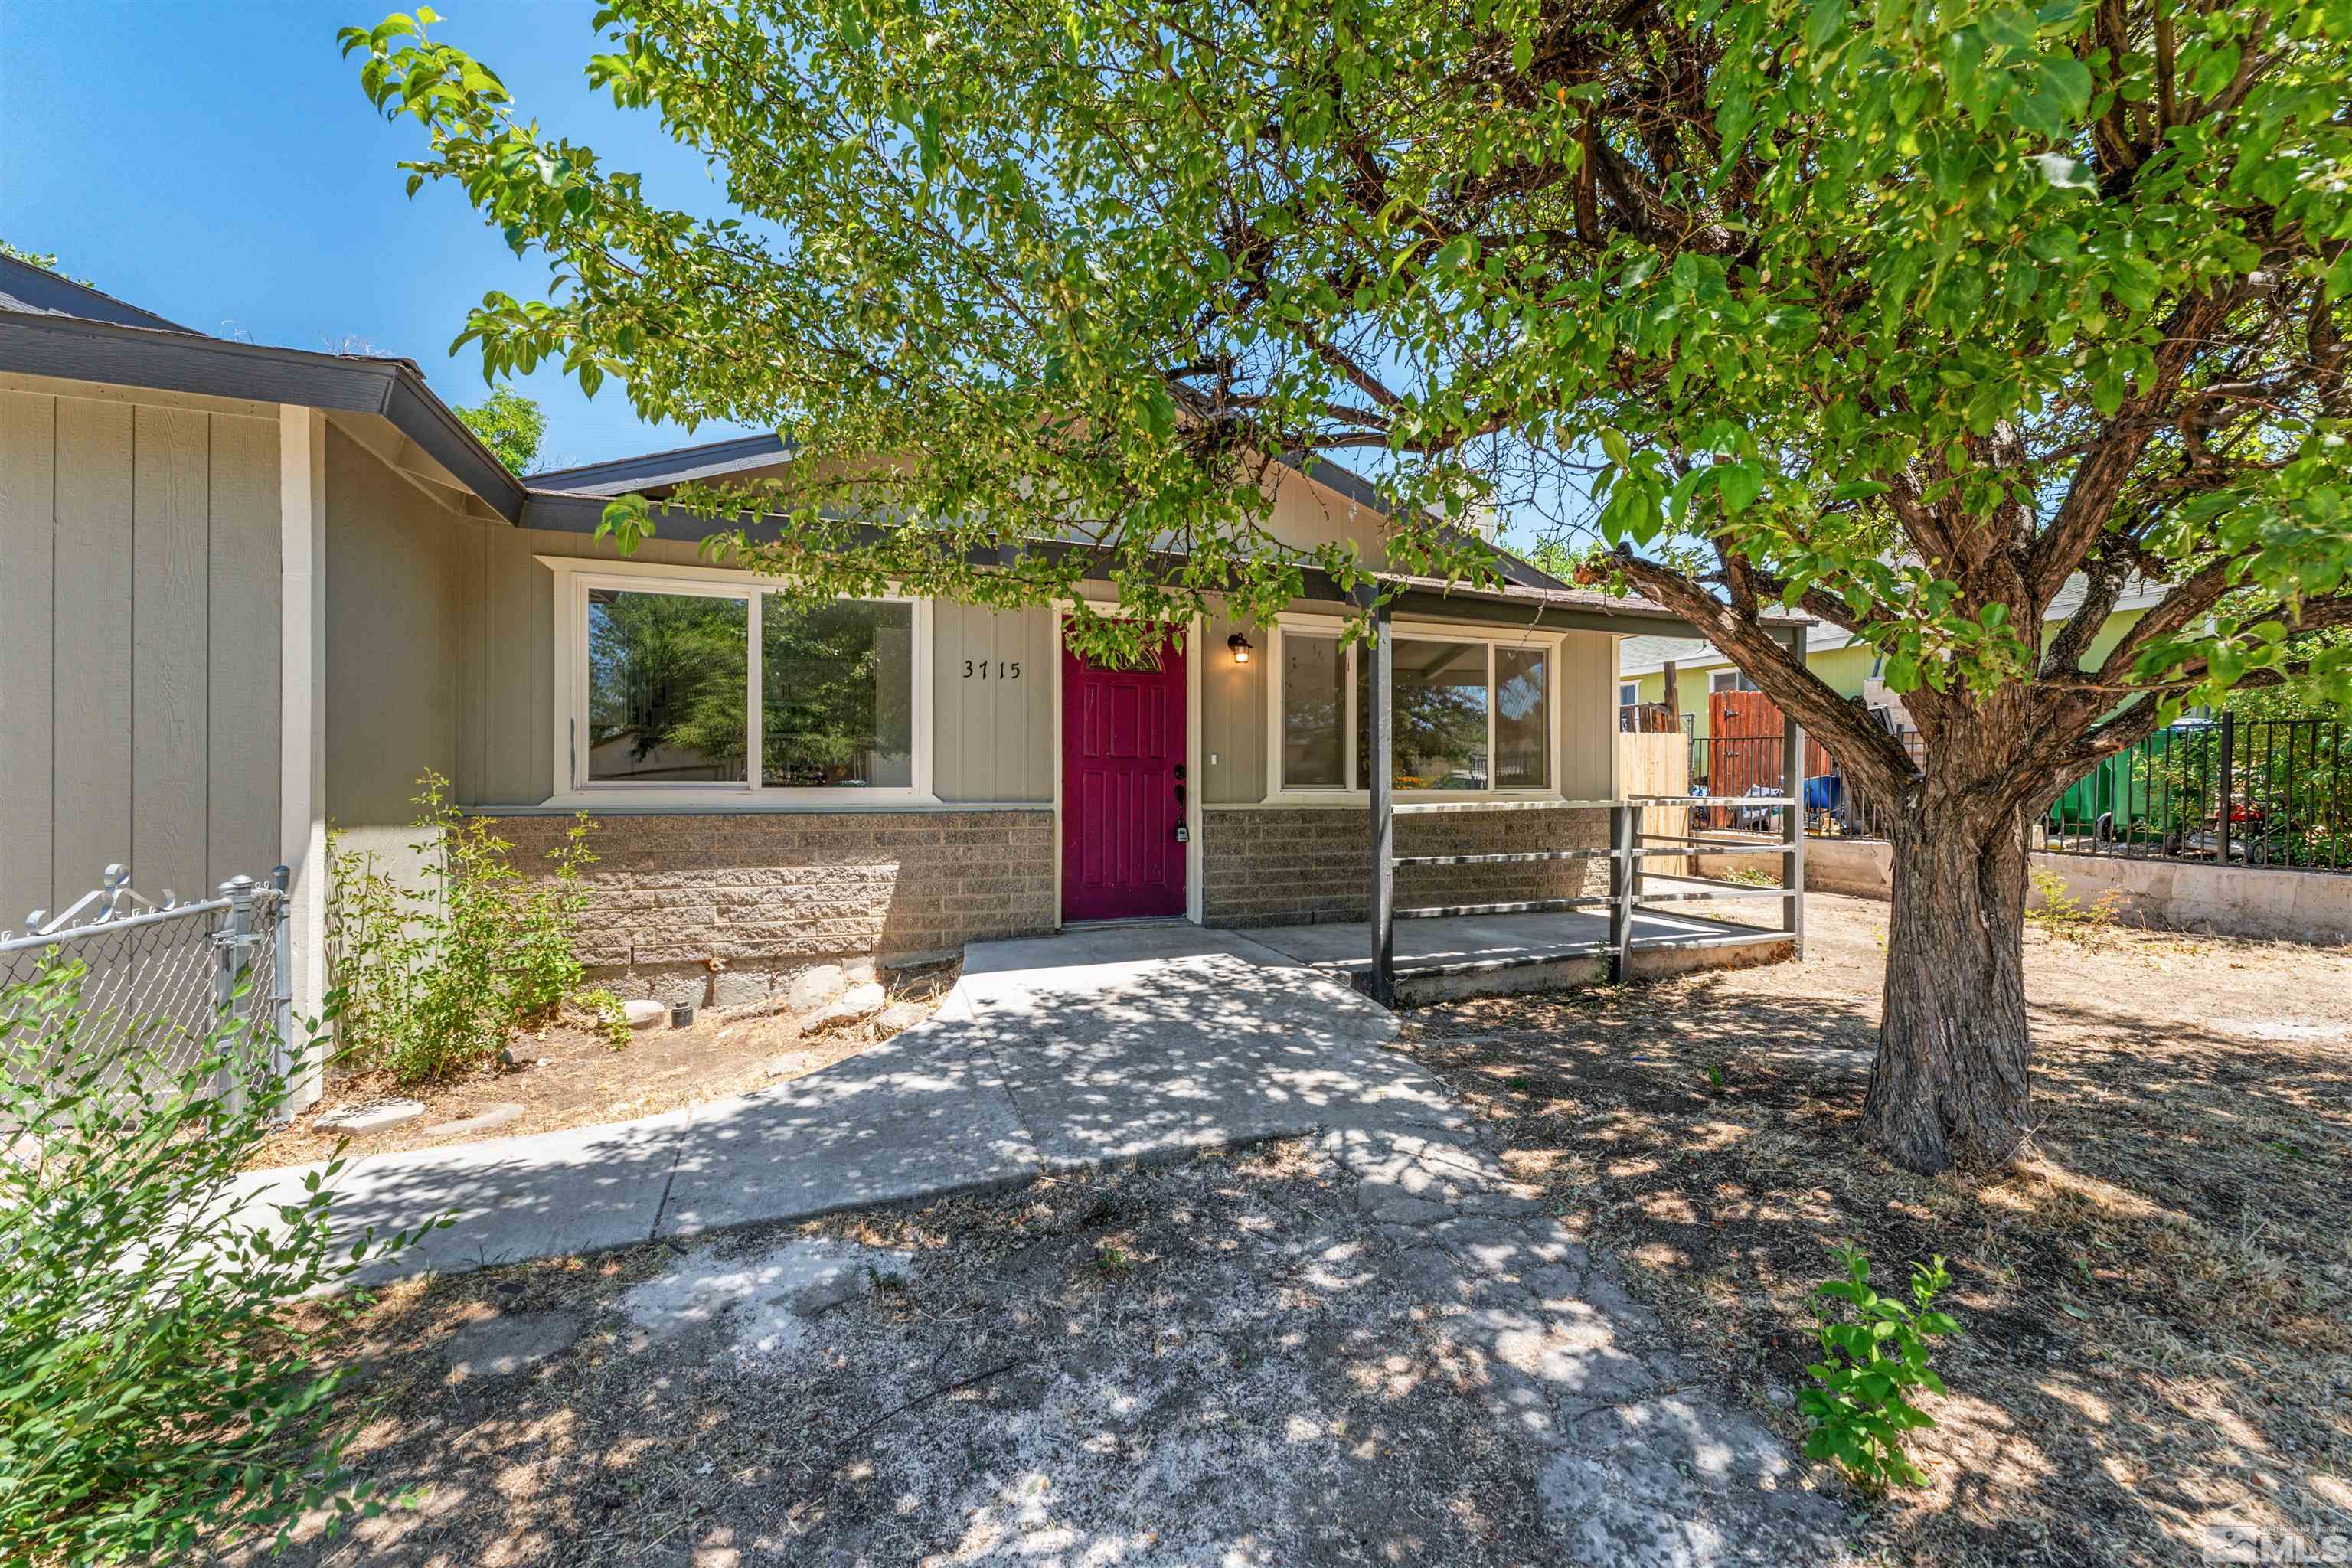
left=1411, top=893, right=2352, bottom=1568
left=243, top=1118, right=1854, bottom=1565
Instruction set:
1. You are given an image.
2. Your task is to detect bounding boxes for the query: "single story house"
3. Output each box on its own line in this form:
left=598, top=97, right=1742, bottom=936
left=0, top=255, right=1805, bottom=1070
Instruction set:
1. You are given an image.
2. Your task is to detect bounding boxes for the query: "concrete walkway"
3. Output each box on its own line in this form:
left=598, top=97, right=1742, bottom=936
left=234, top=920, right=1847, bottom=1562
left=231, top=925, right=1419, bottom=1287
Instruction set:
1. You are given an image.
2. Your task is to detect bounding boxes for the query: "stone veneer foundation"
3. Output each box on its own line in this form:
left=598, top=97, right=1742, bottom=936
left=484, top=808, right=1055, bottom=1007
left=1200, top=805, right=1610, bottom=928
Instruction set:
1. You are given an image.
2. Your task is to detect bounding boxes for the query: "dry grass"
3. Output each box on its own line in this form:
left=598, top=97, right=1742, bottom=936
left=1407, top=893, right=2352, bottom=1568
left=251, top=960, right=960, bottom=1167
left=244, top=1139, right=1570, bottom=1567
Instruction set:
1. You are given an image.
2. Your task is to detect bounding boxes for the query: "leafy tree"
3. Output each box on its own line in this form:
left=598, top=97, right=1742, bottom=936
left=345, top=2, right=2352, bottom=1172
left=0, top=239, right=83, bottom=283
left=453, top=385, right=547, bottom=473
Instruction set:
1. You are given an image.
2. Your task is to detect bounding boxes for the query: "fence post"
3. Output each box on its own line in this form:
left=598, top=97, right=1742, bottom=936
left=268, top=864, right=295, bottom=1108
left=1781, top=623, right=1807, bottom=956
left=213, top=875, right=256, bottom=1114
left=2216, top=709, right=2236, bottom=867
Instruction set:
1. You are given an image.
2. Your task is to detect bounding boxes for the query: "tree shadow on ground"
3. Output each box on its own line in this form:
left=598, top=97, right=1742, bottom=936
left=242, top=1144, right=1574, bottom=1568
left=1408, top=946, right=2351, bottom=1568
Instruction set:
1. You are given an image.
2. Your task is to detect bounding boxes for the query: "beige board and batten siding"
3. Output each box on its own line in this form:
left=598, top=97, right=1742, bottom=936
left=322, top=421, right=472, bottom=830
left=930, top=598, right=1054, bottom=802
left=0, top=375, right=282, bottom=925
left=1555, top=629, right=1618, bottom=801
left=1201, top=609, right=1269, bottom=805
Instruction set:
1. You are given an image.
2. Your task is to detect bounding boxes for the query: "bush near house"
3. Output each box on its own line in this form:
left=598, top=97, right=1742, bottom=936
left=329, top=773, right=623, bottom=1086
left=0, top=964, right=416, bottom=1563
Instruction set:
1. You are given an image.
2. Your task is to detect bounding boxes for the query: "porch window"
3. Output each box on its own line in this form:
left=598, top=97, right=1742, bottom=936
left=1272, top=623, right=1554, bottom=798
left=567, top=567, right=931, bottom=802
left=1496, top=645, right=1552, bottom=789
left=1279, top=632, right=1348, bottom=788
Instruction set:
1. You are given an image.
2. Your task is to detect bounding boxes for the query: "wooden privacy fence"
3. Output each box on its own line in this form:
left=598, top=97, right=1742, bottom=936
left=1622, top=730, right=1691, bottom=877
left=1706, top=691, right=1834, bottom=787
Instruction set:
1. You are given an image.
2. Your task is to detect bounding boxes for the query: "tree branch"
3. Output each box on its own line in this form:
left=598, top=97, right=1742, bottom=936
left=1583, top=547, right=1920, bottom=796
left=2028, top=285, right=2244, bottom=599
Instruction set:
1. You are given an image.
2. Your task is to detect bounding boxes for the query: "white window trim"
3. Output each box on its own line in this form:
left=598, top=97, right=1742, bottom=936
left=540, top=554, right=937, bottom=808
left=1261, top=612, right=1568, bottom=805
left=1620, top=681, right=1641, bottom=707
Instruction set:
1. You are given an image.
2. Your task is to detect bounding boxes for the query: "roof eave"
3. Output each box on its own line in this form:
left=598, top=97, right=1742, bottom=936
left=516, top=492, right=1768, bottom=639
left=0, top=312, right=528, bottom=523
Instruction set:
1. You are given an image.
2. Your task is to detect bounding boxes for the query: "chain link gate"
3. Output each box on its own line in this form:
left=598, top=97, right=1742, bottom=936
left=1, top=863, right=295, bottom=1112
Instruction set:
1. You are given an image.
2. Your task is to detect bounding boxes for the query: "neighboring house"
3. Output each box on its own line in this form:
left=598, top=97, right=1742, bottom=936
left=0, top=255, right=1777, bottom=1077
left=1621, top=577, right=2172, bottom=738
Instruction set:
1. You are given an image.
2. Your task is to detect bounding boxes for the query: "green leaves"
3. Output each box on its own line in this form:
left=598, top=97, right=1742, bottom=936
left=341, top=0, right=2352, bottom=747
left=1, top=963, right=428, bottom=1561
left=453, top=385, right=545, bottom=471
left=1798, top=1246, right=1960, bottom=1492
left=1715, top=460, right=1766, bottom=517
left=2011, top=54, right=2092, bottom=138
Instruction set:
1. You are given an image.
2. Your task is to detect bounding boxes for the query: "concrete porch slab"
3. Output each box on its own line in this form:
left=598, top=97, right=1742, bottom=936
left=1249, top=906, right=1785, bottom=1000
left=959, top=925, right=1462, bottom=1169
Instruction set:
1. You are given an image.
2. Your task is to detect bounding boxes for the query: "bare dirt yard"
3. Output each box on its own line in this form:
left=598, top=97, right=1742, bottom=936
left=1410, top=892, right=2352, bottom=1568
left=240, top=1144, right=1634, bottom=1567
left=253, top=959, right=959, bottom=1167
left=224, top=895, right=2346, bottom=1567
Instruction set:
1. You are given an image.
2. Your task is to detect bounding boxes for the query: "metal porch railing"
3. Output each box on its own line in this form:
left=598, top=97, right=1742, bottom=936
left=1361, top=598, right=1806, bottom=1004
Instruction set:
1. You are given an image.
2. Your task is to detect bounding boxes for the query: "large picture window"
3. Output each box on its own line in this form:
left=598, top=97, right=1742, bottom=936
left=762, top=596, right=916, bottom=789
left=566, top=567, right=931, bottom=802
left=1280, top=632, right=1348, bottom=789
left=1271, top=622, right=1556, bottom=797
left=586, top=589, right=749, bottom=782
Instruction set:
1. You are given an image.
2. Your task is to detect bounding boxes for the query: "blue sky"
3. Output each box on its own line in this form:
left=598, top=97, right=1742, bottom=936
left=0, top=1, right=1554, bottom=551
left=0, top=0, right=766, bottom=469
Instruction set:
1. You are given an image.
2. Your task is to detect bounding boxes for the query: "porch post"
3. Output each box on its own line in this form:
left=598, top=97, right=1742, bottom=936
left=1367, top=595, right=1395, bottom=1006
left=1780, top=622, right=1807, bottom=956
left=1608, top=801, right=1634, bottom=982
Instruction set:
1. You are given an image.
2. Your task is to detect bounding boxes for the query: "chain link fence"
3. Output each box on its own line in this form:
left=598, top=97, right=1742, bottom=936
left=1, top=864, right=293, bottom=1110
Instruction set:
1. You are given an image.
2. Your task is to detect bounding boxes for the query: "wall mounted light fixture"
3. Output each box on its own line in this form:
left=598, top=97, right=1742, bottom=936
left=1227, top=632, right=1253, bottom=665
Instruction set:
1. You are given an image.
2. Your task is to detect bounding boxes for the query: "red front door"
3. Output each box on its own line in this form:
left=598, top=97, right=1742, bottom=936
left=1061, top=633, right=1187, bottom=922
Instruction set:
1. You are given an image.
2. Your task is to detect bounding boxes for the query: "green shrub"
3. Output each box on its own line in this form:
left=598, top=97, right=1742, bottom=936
left=2025, top=868, right=2125, bottom=945
left=328, top=772, right=602, bottom=1085
left=0, top=962, right=422, bottom=1562
left=1798, top=1245, right=1959, bottom=1491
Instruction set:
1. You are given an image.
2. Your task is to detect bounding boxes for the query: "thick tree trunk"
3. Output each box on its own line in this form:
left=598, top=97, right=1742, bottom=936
left=1861, top=798, right=2035, bottom=1174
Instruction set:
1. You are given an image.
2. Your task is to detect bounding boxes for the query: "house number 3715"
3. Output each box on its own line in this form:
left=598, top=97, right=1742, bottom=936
left=962, top=659, right=1022, bottom=679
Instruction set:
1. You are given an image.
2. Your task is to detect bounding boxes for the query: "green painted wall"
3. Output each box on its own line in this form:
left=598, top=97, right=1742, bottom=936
left=1626, top=607, right=2151, bottom=738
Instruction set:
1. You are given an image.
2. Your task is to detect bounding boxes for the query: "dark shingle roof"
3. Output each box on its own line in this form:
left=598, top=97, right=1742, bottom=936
left=0, top=254, right=193, bottom=334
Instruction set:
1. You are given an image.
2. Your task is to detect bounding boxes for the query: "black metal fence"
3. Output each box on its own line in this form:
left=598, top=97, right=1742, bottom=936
left=2037, top=712, right=2350, bottom=874
left=1689, top=713, right=2351, bottom=876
